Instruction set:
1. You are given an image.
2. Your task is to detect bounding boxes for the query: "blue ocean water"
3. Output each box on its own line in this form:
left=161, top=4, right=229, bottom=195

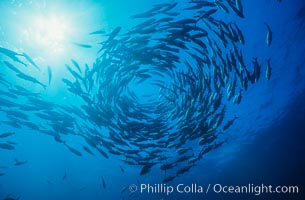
left=0, top=0, right=304, bottom=200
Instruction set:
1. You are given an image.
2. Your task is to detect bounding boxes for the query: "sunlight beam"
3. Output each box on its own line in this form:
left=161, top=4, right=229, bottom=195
left=25, top=15, right=71, bottom=54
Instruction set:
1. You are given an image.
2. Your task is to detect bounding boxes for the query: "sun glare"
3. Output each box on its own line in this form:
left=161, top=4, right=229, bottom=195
left=24, top=15, right=70, bottom=54
left=14, top=1, right=105, bottom=66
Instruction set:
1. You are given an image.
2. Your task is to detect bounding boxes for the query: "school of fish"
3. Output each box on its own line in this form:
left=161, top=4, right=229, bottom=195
left=0, top=0, right=276, bottom=186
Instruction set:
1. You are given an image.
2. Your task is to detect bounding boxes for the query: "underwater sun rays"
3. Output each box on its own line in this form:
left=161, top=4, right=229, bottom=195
left=21, top=14, right=71, bottom=54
